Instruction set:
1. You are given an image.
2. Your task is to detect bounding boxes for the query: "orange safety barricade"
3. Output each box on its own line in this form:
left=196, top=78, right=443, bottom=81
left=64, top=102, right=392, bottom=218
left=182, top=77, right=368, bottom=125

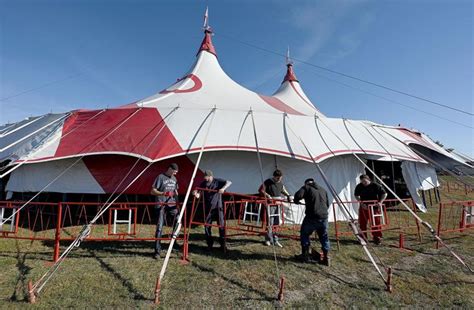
left=332, top=198, right=422, bottom=249
left=436, top=200, right=474, bottom=248
left=0, top=201, right=187, bottom=262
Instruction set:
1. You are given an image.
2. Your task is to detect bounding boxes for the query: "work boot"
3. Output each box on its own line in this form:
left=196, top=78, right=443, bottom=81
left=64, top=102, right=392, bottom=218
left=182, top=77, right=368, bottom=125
left=310, top=247, right=321, bottom=262
left=153, top=251, right=161, bottom=260
left=219, top=241, right=227, bottom=253
left=374, top=237, right=383, bottom=245
left=295, top=245, right=311, bottom=263
left=206, top=239, right=214, bottom=251
left=320, top=251, right=330, bottom=267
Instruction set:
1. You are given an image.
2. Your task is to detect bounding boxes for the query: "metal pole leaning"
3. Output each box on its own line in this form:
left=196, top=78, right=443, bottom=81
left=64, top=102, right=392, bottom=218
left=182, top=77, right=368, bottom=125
left=284, top=116, right=391, bottom=291
left=1, top=108, right=143, bottom=229
left=154, top=107, right=216, bottom=305
left=319, top=117, right=473, bottom=273
left=28, top=107, right=180, bottom=300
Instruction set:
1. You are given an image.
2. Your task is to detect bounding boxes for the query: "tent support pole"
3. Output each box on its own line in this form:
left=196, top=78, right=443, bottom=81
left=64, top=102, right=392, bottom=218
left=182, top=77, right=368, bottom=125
left=154, top=107, right=216, bottom=305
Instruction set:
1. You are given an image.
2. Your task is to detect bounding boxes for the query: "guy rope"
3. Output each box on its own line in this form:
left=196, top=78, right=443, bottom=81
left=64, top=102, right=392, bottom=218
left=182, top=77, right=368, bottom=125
left=154, top=107, right=216, bottom=304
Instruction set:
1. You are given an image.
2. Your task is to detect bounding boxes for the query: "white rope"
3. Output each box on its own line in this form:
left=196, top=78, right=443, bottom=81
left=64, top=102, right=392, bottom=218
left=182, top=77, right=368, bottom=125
left=317, top=117, right=473, bottom=273
left=0, top=114, right=70, bottom=152
left=0, top=115, right=46, bottom=138
left=0, top=108, right=143, bottom=231
left=32, top=107, right=181, bottom=294
left=88, top=107, right=180, bottom=225
left=155, top=107, right=216, bottom=293
left=284, top=115, right=388, bottom=283
left=0, top=110, right=107, bottom=179
left=249, top=109, right=281, bottom=285
left=0, top=122, right=19, bottom=135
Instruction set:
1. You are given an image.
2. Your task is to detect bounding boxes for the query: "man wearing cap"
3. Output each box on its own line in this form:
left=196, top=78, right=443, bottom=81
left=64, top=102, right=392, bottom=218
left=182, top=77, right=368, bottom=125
left=192, top=170, right=232, bottom=251
left=151, top=163, right=179, bottom=259
left=259, top=169, right=291, bottom=248
left=293, top=178, right=330, bottom=265
left=354, top=174, right=387, bottom=245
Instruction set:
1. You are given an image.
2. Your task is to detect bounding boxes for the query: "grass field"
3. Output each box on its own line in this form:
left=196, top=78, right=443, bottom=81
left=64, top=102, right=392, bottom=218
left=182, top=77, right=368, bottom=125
left=0, top=182, right=473, bottom=308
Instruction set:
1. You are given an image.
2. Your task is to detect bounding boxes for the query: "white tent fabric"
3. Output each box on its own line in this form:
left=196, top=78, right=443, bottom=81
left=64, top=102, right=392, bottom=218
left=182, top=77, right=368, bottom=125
left=1, top=27, right=469, bottom=218
left=401, top=161, right=440, bottom=212
left=0, top=113, right=67, bottom=162
left=191, top=152, right=364, bottom=222
left=6, top=158, right=105, bottom=194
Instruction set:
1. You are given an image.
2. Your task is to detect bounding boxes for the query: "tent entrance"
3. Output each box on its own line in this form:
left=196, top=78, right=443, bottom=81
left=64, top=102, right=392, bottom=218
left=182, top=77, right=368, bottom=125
left=364, top=160, right=410, bottom=200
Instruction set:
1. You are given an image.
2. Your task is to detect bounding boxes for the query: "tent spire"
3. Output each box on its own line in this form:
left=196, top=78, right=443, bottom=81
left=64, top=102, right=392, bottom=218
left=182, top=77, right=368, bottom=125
left=197, top=6, right=217, bottom=57
left=282, top=46, right=298, bottom=83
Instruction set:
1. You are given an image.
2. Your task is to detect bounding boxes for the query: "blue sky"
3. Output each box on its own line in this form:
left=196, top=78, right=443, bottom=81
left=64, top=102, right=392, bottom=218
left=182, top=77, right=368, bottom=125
left=1, top=0, right=472, bottom=156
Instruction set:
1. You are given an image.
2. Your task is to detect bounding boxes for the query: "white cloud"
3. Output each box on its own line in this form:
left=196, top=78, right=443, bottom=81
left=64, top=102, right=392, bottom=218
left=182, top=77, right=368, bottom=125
left=287, top=0, right=375, bottom=66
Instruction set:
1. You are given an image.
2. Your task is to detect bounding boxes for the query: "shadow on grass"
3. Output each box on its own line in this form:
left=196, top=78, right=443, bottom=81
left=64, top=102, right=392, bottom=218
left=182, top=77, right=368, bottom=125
left=86, top=250, right=152, bottom=301
left=288, top=261, right=383, bottom=292
left=9, top=240, right=33, bottom=302
left=41, top=240, right=157, bottom=258
left=189, top=260, right=276, bottom=302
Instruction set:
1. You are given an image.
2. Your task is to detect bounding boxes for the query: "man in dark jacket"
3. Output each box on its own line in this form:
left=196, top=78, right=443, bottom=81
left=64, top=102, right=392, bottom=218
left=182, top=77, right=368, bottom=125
left=293, top=178, right=330, bottom=265
left=192, top=170, right=232, bottom=251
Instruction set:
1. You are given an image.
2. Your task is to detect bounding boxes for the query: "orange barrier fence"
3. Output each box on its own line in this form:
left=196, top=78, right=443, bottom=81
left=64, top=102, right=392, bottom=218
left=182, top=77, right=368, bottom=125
left=332, top=198, right=422, bottom=249
left=436, top=200, right=474, bottom=248
left=0, top=201, right=187, bottom=262
left=439, top=179, right=473, bottom=195
left=185, top=188, right=304, bottom=256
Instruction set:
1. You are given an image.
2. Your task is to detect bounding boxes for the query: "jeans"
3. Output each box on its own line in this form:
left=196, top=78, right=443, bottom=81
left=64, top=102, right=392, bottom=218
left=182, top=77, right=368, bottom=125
left=265, top=204, right=281, bottom=243
left=155, top=206, right=178, bottom=253
left=205, top=206, right=225, bottom=246
left=300, top=217, right=330, bottom=252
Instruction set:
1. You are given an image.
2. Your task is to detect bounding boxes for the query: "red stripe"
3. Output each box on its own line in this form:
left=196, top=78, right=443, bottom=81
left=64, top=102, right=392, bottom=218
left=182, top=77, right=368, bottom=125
left=18, top=145, right=418, bottom=165
left=258, top=94, right=305, bottom=115
left=160, top=74, right=203, bottom=94
left=55, top=108, right=183, bottom=159
left=289, top=81, right=321, bottom=112
left=83, top=155, right=204, bottom=194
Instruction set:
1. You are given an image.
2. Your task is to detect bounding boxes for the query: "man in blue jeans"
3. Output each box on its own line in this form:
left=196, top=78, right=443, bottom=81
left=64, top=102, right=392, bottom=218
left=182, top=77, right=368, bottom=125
left=151, top=163, right=179, bottom=259
left=293, top=178, right=330, bottom=266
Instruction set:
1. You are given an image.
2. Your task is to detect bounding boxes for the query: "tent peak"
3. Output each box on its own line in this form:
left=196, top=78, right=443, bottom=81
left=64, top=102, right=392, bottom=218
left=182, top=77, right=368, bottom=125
left=282, top=46, right=298, bottom=83
left=282, top=63, right=298, bottom=84
left=197, top=7, right=217, bottom=57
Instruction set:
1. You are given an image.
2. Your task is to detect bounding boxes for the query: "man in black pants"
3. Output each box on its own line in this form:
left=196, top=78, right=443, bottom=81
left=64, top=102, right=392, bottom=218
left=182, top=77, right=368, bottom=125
left=192, top=170, right=232, bottom=251
left=259, top=169, right=291, bottom=248
left=151, top=163, right=179, bottom=259
left=293, top=178, right=330, bottom=266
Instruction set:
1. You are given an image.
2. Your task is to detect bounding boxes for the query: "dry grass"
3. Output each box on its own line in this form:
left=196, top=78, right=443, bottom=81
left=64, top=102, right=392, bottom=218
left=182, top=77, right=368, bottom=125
left=0, top=178, right=473, bottom=309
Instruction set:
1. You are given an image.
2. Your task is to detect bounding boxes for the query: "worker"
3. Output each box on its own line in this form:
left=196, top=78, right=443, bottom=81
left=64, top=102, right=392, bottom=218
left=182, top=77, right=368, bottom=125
left=192, top=170, right=232, bottom=251
left=151, top=163, right=179, bottom=259
left=293, top=178, right=330, bottom=265
left=259, top=169, right=291, bottom=248
left=354, top=174, right=388, bottom=245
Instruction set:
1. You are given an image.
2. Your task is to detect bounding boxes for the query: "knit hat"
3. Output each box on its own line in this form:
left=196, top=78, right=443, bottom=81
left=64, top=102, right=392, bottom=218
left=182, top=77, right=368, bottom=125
left=169, top=163, right=179, bottom=171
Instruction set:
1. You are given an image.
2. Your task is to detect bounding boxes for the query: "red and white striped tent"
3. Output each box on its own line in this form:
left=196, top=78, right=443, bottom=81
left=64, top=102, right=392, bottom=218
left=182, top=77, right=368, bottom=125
left=1, top=27, right=471, bottom=220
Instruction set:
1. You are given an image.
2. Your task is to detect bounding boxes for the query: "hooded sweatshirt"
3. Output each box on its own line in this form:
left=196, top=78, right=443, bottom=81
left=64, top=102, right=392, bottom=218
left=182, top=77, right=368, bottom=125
left=294, top=183, right=329, bottom=220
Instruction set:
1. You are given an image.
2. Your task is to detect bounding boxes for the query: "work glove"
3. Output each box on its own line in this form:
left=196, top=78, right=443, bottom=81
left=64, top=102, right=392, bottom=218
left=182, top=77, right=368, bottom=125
left=164, top=191, right=175, bottom=197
